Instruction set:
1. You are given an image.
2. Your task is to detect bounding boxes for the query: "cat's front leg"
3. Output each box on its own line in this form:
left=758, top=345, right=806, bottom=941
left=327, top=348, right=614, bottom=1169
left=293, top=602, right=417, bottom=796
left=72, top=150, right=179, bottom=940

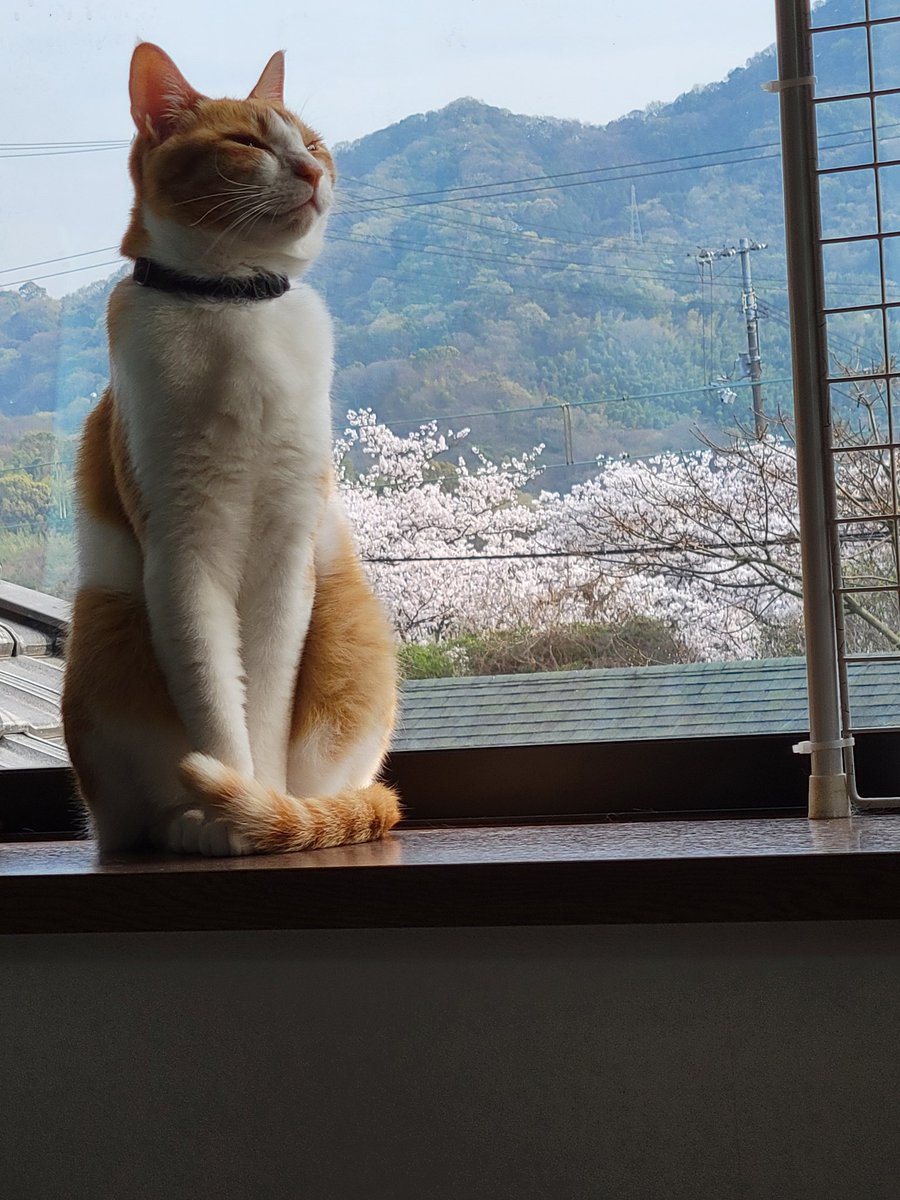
left=239, top=533, right=317, bottom=790
left=143, top=543, right=255, bottom=778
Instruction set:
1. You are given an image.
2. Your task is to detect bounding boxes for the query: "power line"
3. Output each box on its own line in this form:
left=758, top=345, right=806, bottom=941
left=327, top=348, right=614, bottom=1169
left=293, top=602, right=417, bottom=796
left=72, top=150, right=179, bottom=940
left=339, top=150, right=787, bottom=215
left=325, top=228, right=718, bottom=288
left=0, top=112, right=882, bottom=163
left=361, top=535, right=806, bottom=565
left=337, top=132, right=840, bottom=211
left=334, top=123, right=900, bottom=217
left=337, top=120, right=892, bottom=218
left=361, top=527, right=889, bottom=566
left=338, top=174, right=691, bottom=251
left=0, top=138, right=128, bottom=148
left=0, top=258, right=125, bottom=291
left=341, top=121, right=899, bottom=210
left=382, top=375, right=794, bottom=430
left=0, top=144, right=129, bottom=160
left=330, top=199, right=779, bottom=290
left=0, top=246, right=120, bottom=277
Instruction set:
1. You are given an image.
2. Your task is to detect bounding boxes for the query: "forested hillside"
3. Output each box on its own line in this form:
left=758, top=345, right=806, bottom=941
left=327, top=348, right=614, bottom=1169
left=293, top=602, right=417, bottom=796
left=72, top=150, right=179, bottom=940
left=0, top=0, right=887, bottom=490
left=1, top=0, right=884, bottom=470
left=0, top=5, right=816, bottom=465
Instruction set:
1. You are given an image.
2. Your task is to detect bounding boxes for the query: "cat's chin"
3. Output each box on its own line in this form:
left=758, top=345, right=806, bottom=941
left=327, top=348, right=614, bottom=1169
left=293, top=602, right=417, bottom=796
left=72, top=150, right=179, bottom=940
left=262, top=217, right=329, bottom=275
left=140, top=207, right=328, bottom=281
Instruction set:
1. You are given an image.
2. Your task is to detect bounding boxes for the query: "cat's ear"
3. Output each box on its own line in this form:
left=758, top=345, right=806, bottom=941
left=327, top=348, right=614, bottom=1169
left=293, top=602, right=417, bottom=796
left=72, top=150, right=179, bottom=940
left=247, top=51, right=285, bottom=103
left=129, top=42, right=203, bottom=141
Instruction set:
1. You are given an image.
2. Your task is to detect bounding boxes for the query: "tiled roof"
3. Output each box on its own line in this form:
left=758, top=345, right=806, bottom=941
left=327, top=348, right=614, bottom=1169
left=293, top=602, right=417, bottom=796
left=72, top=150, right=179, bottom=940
left=0, top=582, right=68, bottom=768
left=394, top=658, right=900, bottom=750
left=0, top=580, right=898, bottom=762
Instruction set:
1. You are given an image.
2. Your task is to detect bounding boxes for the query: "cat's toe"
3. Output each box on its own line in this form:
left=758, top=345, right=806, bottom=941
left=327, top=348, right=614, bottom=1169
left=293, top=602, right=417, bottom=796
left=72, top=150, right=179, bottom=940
left=164, top=807, right=205, bottom=854
left=199, top=817, right=251, bottom=857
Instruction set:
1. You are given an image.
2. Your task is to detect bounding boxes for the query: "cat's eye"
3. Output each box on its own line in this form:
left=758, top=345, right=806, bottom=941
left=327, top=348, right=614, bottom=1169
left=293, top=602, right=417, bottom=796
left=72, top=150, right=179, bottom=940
left=225, top=133, right=269, bottom=151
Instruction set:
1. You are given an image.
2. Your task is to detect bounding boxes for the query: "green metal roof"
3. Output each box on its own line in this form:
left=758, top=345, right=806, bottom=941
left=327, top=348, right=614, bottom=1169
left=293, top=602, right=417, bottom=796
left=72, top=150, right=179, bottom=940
left=393, top=657, right=900, bottom=751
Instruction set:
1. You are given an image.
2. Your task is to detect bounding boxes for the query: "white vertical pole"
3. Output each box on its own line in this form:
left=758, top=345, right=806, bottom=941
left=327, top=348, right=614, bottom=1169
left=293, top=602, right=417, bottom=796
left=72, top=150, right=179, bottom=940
left=774, top=0, right=850, bottom=818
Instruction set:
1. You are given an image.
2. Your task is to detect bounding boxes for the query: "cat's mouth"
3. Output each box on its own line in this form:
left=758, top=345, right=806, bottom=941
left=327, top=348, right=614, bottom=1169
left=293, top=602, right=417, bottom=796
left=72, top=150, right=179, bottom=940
left=277, top=194, right=326, bottom=224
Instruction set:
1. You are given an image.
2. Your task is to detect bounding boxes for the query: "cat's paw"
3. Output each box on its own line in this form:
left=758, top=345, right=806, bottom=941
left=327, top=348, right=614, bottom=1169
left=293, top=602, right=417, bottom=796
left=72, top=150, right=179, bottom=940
left=161, top=807, right=252, bottom=857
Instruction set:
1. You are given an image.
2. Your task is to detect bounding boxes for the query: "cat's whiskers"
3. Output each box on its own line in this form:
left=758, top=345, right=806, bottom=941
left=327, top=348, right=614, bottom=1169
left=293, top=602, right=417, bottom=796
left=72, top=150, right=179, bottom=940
left=204, top=197, right=279, bottom=255
left=172, top=190, right=244, bottom=207
left=188, top=190, right=269, bottom=228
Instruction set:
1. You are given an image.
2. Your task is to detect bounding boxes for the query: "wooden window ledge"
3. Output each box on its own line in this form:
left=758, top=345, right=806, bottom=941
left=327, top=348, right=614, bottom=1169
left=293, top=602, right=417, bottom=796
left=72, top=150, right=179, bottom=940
left=3, top=816, right=900, bottom=933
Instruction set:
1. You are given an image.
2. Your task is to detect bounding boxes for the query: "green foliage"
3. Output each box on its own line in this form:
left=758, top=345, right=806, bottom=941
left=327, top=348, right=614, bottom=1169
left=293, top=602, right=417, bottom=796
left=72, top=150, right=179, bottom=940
left=7, top=430, right=56, bottom=479
left=398, top=642, right=466, bottom=679
left=0, top=470, right=52, bottom=533
left=0, top=528, right=75, bottom=596
left=399, top=617, right=694, bottom=678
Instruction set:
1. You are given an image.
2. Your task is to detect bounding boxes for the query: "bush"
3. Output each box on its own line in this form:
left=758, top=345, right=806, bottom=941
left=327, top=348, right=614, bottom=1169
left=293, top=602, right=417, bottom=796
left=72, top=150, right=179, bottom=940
left=398, top=641, right=469, bottom=679
left=398, top=617, right=695, bottom=679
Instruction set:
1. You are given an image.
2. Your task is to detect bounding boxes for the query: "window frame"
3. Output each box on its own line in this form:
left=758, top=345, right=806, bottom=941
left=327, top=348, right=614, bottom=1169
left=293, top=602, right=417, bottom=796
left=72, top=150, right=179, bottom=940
left=7, top=0, right=897, bottom=848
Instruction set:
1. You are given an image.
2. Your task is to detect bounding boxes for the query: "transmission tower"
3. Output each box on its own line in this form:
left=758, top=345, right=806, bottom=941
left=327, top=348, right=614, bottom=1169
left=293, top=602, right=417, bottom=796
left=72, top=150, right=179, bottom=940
left=629, top=185, right=644, bottom=246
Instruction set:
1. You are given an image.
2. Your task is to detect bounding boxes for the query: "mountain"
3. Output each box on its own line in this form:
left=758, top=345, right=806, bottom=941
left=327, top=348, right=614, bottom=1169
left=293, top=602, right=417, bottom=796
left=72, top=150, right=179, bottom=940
left=0, top=0, right=879, bottom=467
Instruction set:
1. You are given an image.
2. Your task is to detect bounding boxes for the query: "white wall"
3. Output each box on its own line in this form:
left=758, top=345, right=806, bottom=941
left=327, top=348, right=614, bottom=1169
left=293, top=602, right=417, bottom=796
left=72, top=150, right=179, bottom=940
left=2, top=921, right=899, bottom=1200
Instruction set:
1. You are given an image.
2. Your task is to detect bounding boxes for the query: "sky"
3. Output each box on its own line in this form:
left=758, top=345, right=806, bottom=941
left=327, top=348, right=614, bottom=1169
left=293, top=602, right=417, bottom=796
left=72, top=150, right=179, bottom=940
left=1, top=0, right=778, bottom=296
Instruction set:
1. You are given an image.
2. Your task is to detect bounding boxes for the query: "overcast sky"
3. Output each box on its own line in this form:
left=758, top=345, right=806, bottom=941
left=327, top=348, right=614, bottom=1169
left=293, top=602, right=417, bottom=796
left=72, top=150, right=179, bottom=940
left=1, top=0, right=777, bottom=296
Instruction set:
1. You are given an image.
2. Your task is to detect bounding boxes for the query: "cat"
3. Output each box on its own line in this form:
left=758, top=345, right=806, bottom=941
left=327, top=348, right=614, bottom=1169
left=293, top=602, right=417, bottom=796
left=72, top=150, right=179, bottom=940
left=61, top=42, right=400, bottom=856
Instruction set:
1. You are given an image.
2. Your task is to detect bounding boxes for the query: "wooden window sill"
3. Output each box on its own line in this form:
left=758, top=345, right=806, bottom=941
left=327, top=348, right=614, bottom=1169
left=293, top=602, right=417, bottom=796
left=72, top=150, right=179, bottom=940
left=3, top=815, right=900, bottom=933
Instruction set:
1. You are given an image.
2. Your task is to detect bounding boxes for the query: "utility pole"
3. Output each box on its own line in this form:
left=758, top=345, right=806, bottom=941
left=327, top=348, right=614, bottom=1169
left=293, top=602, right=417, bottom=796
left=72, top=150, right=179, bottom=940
left=694, top=237, right=768, bottom=437
left=738, top=237, right=767, bottom=438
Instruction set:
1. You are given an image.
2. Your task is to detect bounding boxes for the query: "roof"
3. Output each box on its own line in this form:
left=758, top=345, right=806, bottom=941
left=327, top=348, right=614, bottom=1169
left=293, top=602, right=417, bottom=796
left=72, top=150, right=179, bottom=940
left=0, top=581, right=899, bottom=763
left=397, top=658, right=899, bottom=750
left=0, top=582, right=69, bottom=768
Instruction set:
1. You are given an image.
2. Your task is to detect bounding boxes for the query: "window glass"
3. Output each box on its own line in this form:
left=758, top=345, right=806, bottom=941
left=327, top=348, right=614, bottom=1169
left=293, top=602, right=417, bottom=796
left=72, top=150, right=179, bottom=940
left=2, top=0, right=808, bottom=699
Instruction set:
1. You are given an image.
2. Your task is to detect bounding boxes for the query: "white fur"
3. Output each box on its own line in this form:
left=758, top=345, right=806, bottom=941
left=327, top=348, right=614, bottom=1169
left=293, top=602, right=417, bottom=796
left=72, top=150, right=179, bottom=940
left=288, top=724, right=387, bottom=798
left=313, top=490, right=352, bottom=571
left=76, top=511, right=142, bottom=593
left=109, top=279, right=333, bottom=785
left=158, top=807, right=252, bottom=856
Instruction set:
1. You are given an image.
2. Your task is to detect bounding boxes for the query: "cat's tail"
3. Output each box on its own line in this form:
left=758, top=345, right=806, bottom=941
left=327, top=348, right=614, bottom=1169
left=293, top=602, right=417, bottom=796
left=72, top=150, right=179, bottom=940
left=178, top=752, right=401, bottom=853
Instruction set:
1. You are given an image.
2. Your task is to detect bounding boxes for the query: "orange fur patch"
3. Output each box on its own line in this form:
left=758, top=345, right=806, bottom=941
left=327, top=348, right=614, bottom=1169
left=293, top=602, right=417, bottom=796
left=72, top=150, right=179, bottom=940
left=180, top=749, right=401, bottom=853
left=292, top=532, right=397, bottom=759
left=63, top=587, right=178, bottom=730
left=62, top=588, right=181, bottom=822
left=76, top=385, right=143, bottom=538
left=76, top=391, right=127, bottom=529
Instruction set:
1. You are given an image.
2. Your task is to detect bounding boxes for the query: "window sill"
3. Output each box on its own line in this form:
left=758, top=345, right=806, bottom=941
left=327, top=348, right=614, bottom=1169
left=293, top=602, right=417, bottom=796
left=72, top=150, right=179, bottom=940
left=2, top=815, right=900, bottom=933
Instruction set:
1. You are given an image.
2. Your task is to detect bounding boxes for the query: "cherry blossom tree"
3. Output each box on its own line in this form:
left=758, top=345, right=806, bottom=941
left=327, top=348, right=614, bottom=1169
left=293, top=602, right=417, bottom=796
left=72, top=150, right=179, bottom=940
left=335, top=403, right=900, bottom=663
left=335, top=409, right=560, bottom=641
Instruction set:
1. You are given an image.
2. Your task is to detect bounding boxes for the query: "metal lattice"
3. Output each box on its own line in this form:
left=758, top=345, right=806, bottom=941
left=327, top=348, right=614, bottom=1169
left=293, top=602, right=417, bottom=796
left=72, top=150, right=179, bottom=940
left=806, top=0, right=900, bottom=807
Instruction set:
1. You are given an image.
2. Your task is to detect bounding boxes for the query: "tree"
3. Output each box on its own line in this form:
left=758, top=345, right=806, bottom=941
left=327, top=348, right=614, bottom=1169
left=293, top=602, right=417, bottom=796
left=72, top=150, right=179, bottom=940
left=0, top=469, right=52, bottom=534
left=335, top=403, right=900, bottom=665
left=547, top=395, right=900, bottom=658
left=334, top=410, right=754, bottom=657
left=335, top=409, right=555, bottom=641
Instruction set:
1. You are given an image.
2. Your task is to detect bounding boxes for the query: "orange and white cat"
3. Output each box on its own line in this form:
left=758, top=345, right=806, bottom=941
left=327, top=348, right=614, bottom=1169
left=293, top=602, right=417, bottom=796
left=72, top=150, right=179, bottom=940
left=61, top=43, right=400, bottom=856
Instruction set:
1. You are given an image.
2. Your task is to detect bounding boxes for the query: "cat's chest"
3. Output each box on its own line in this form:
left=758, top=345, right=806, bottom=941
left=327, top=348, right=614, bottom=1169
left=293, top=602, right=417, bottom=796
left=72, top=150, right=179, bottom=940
left=114, top=284, right=333, bottom=454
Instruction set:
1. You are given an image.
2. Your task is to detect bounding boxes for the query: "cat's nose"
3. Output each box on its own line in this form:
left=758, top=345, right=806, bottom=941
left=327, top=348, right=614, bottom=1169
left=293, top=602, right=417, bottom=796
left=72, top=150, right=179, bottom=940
left=292, top=157, right=324, bottom=189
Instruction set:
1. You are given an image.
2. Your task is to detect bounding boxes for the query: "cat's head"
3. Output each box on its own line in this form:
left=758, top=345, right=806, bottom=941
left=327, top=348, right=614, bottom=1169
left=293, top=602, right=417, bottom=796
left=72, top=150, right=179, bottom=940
left=122, top=42, right=335, bottom=278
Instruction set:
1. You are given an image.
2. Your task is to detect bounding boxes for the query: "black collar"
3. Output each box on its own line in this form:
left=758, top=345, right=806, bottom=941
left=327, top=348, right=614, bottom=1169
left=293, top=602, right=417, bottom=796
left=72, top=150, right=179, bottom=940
left=133, top=257, right=290, bottom=302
